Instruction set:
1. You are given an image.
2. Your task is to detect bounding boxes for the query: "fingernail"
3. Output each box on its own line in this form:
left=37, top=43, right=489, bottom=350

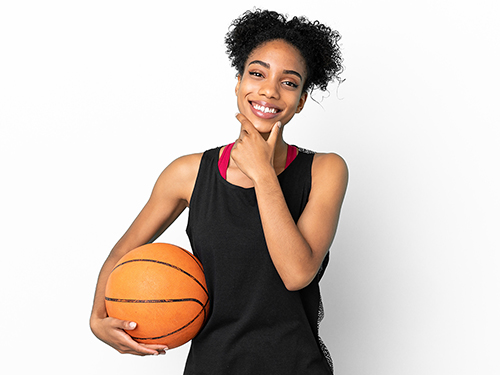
left=276, top=121, right=282, bottom=129
left=129, top=322, right=137, bottom=329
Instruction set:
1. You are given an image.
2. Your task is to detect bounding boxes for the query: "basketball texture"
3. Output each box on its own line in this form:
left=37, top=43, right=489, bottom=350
left=105, top=243, right=209, bottom=348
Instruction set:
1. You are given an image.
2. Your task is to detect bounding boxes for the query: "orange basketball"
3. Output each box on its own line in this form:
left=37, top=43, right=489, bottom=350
left=105, top=243, right=209, bottom=349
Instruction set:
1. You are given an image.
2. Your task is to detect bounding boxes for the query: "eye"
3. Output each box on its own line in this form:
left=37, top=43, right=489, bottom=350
left=249, top=71, right=264, bottom=78
left=283, top=81, right=299, bottom=89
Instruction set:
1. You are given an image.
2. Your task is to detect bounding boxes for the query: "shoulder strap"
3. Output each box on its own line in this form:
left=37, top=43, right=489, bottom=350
left=285, top=145, right=298, bottom=169
left=217, top=143, right=234, bottom=180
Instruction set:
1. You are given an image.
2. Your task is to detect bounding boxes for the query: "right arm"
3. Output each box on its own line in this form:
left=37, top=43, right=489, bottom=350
left=89, top=153, right=202, bottom=356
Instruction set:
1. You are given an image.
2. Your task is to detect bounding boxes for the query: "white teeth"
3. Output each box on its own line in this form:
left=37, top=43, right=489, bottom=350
left=253, top=103, right=277, bottom=114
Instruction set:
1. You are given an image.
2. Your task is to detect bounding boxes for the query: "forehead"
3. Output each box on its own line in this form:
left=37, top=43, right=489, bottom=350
left=245, top=39, right=306, bottom=73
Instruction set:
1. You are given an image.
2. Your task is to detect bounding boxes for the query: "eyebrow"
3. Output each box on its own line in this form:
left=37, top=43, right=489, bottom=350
left=248, top=60, right=303, bottom=81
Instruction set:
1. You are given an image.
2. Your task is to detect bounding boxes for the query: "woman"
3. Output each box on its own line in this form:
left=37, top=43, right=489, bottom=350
left=90, top=9, right=348, bottom=374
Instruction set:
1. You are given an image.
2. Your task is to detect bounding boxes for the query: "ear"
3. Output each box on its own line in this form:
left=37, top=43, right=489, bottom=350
left=295, top=92, right=308, bottom=113
left=235, top=74, right=241, bottom=96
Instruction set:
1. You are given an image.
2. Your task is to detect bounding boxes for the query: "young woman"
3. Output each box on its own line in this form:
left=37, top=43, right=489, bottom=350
left=90, top=9, right=348, bottom=374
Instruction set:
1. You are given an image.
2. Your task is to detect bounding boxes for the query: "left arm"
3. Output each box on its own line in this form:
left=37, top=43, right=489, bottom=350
left=253, top=153, right=347, bottom=291
left=232, top=115, right=348, bottom=291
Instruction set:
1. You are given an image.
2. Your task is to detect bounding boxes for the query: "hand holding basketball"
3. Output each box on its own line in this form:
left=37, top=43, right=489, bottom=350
left=90, top=316, right=168, bottom=356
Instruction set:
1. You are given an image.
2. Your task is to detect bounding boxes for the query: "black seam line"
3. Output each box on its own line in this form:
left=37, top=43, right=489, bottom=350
left=105, top=297, right=202, bottom=304
left=130, top=301, right=209, bottom=341
left=183, top=250, right=204, bottom=273
left=112, top=258, right=209, bottom=296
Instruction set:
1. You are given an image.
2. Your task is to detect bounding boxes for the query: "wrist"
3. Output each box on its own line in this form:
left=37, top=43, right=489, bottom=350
left=90, top=309, right=108, bottom=325
left=252, top=166, right=279, bottom=187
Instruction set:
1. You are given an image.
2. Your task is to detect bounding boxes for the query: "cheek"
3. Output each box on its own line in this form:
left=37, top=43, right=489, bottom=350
left=239, top=78, right=257, bottom=92
left=286, top=93, right=303, bottom=112
left=236, top=80, right=255, bottom=104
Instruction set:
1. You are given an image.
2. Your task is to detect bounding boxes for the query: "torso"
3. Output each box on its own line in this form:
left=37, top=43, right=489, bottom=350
left=184, top=146, right=333, bottom=374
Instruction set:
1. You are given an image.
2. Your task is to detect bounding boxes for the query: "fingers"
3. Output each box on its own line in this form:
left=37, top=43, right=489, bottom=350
left=140, top=343, right=169, bottom=355
left=107, top=318, right=168, bottom=356
left=233, top=112, right=282, bottom=157
left=235, top=113, right=255, bottom=142
left=267, top=121, right=281, bottom=149
left=125, top=340, right=168, bottom=356
left=235, top=113, right=281, bottom=142
left=117, top=336, right=168, bottom=356
left=235, top=113, right=255, bottom=131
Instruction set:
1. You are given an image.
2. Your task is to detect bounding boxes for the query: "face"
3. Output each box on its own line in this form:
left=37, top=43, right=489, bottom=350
left=235, top=39, right=308, bottom=134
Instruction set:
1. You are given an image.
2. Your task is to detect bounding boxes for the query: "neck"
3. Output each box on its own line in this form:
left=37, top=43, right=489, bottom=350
left=273, top=137, right=288, bottom=170
left=257, top=127, right=287, bottom=169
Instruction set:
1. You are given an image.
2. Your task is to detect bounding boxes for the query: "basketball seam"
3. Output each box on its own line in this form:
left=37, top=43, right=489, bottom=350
left=112, top=258, right=209, bottom=297
left=104, top=298, right=209, bottom=322
left=146, top=244, right=204, bottom=273
left=182, top=249, right=204, bottom=272
left=130, top=300, right=209, bottom=341
left=105, top=297, right=203, bottom=304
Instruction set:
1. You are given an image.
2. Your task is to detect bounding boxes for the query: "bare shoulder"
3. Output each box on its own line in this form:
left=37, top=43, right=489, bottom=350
left=154, top=152, right=204, bottom=204
left=312, top=152, right=348, bottom=181
left=309, top=152, right=348, bottom=201
left=165, top=152, right=204, bottom=177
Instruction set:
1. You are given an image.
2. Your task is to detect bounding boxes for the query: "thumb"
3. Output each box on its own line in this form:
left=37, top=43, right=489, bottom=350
left=122, top=321, right=137, bottom=331
left=267, top=121, right=281, bottom=149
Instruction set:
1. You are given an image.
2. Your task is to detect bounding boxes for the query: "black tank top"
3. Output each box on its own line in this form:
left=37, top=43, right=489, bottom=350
left=185, top=147, right=333, bottom=374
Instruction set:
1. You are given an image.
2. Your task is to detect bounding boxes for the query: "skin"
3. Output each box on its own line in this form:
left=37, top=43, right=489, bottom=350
left=90, top=38, right=348, bottom=356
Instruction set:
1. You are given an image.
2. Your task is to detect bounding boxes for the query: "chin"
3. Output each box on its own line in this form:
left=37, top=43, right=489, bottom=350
left=251, top=119, right=276, bottom=134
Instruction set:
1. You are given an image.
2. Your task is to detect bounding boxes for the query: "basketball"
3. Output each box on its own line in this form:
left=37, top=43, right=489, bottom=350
left=105, top=243, right=209, bottom=349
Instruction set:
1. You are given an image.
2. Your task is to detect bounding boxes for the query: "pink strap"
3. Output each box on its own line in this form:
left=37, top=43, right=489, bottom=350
left=218, top=143, right=234, bottom=180
left=218, top=143, right=298, bottom=180
left=285, top=145, right=298, bottom=169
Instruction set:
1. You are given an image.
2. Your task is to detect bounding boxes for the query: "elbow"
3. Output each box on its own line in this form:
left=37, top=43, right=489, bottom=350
left=282, top=271, right=316, bottom=291
left=284, top=282, right=306, bottom=292
left=280, top=253, right=322, bottom=291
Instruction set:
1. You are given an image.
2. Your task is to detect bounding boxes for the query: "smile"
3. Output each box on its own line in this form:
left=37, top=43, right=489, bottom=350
left=253, top=103, right=278, bottom=114
left=251, top=102, right=281, bottom=114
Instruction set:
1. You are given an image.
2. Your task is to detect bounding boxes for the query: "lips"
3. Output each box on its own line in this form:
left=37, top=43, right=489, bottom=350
left=249, top=101, right=282, bottom=119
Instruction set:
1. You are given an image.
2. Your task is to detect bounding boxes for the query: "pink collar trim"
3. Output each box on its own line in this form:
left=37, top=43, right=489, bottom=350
left=218, top=143, right=298, bottom=180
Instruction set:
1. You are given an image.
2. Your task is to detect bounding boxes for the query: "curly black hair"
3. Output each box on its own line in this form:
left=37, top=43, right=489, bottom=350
left=225, top=9, right=343, bottom=93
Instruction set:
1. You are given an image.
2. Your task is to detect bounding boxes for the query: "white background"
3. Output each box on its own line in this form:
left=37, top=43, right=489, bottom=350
left=1, top=0, right=499, bottom=374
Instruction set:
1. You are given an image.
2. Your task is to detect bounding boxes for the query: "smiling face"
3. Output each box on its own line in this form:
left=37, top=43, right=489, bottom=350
left=235, top=39, right=308, bottom=134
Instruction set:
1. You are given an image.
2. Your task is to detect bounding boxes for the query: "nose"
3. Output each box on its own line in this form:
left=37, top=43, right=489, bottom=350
left=258, top=79, right=280, bottom=99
